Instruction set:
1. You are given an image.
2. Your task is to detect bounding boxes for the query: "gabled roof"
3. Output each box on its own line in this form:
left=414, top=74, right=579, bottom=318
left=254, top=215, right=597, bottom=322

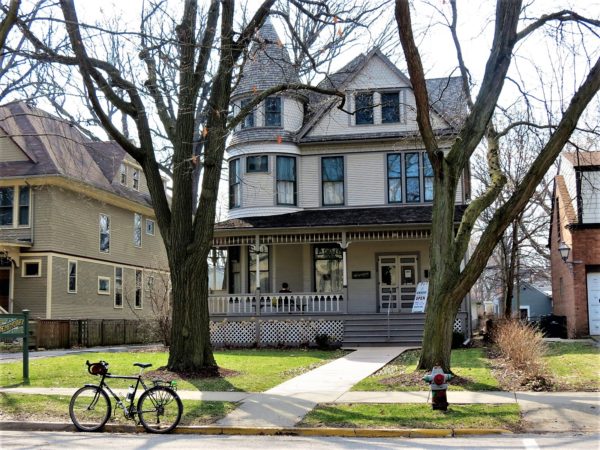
left=0, top=101, right=151, bottom=207
left=232, top=18, right=301, bottom=99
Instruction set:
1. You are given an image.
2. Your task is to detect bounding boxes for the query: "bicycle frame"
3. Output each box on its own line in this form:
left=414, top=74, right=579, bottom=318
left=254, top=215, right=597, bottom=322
left=86, top=369, right=150, bottom=418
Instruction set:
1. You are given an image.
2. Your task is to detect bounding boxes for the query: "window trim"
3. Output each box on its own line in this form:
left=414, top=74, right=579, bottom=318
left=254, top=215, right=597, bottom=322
left=22, top=259, right=42, bottom=278
left=98, top=276, right=111, bottom=295
left=67, top=260, right=77, bottom=293
left=99, top=213, right=111, bottom=254
left=17, top=185, right=31, bottom=227
left=404, top=152, right=421, bottom=203
left=114, top=266, right=124, bottom=309
left=145, top=275, right=155, bottom=291
left=240, top=98, right=255, bottom=129
left=381, top=91, right=401, bottom=124
left=133, top=213, right=143, bottom=248
left=119, top=163, right=128, bottom=185
left=276, top=155, right=297, bottom=206
left=387, top=153, right=403, bottom=204
left=146, top=219, right=155, bottom=236
left=321, top=156, right=345, bottom=206
left=246, top=155, right=269, bottom=173
left=134, top=269, right=143, bottom=309
left=264, top=96, right=282, bottom=127
left=247, top=244, right=270, bottom=293
left=0, top=185, right=31, bottom=229
left=229, top=158, right=241, bottom=209
left=313, top=244, right=343, bottom=292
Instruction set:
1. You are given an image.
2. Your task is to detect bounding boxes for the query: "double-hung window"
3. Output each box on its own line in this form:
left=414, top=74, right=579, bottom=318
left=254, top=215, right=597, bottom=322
left=99, top=214, right=110, bottom=253
left=229, top=159, right=241, bottom=208
left=355, top=93, right=374, bottom=124
left=265, top=97, right=281, bottom=127
left=135, top=269, right=143, bottom=308
left=248, top=245, right=269, bottom=292
left=240, top=98, right=255, bottom=129
left=68, top=261, right=77, bottom=293
left=276, top=156, right=296, bottom=205
left=381, top=92, right=400, bottom=123
left=119, top=163, right=127, bottom=185
left=0, top=187, right=14, bottom=226
left=246, top=155, right=268, bottom=173
left=322, top=156, right=344, bottom=206
left=133, top=213, right=142, bottom=247
left=405, top=153, right=421, bottom=202
left=132, top=169, right=140, bottom=191
left=387, top=154, right=402, bottom=203
left=314, top=244, right=343, bottom=292
left=423, top=154, right=434, bottom=201
left=114, top=267, right=123, bottom=308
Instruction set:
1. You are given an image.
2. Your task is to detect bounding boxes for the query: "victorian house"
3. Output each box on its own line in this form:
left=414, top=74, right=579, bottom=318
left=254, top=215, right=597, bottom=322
left=208, top=21, right=471, bottom=346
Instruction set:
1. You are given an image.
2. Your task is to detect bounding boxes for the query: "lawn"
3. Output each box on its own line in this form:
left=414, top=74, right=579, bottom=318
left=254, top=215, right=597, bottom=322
left=0, top=393, right=235, bottom=425
left=352, top=348, right=500, bottom=391
left=0, top=348, right=346, bottom=392
left=544, top=342, right=600, bottom=391
left=300, top=403, right=521, bottom=430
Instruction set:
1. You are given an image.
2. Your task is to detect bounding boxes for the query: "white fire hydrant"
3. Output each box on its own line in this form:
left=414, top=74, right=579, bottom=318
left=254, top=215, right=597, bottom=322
left=423, top=366, right=453, bottom=411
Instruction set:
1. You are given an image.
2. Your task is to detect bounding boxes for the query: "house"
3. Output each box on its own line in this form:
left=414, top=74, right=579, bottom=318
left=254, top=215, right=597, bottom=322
left=208, top=21, right=471, bottom=346
left=549, top=151, right=600, bottom=337
left=0, top=101, right=169, bottom=321
left=487, top=282, right=552, bottom=321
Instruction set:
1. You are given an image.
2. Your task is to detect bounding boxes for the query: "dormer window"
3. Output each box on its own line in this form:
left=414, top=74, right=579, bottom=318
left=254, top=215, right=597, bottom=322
left=240, top=98, right=254, bottom=129
left=265, top=97, right=281, bottom=127
left=119, top=163, right=127, bottom=185
left=247, top=155, right=268, bottom=173
left=382, top=92, right=400, bottom=123
left=132, top=169, right=140, bottom=191
left=355, top=93, right=374, bottom=125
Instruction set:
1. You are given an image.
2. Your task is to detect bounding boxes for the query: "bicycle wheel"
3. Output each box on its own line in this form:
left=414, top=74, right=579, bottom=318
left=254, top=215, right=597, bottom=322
left=69, top=386, right=111, bottom=432
left=137, top=386, right=183, bottom=433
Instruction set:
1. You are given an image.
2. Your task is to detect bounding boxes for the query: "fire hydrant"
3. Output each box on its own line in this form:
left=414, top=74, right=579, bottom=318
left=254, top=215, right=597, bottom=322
left=423, top=366, right=453, bottom=411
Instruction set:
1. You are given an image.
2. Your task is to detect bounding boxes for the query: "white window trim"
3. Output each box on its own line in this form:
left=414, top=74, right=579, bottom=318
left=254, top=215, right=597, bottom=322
left=99, top=213, right=111, bottom=254
left=114, top=266, right=124, bottom=309
left=132, top=169, right=140, bottom=191
left=67, top=260, right=77, bottom=293
left=0, top=185, right=31, bottom=229
left=145, top=219, right=155, bottom=236
left=135, top=269, right=143, bottom=309
left=22, top=259, right=42, bottom=278
left=119, top=163, right=128, bottom=186
left=98, top=276, right=111, bottom=295
left=133, top=213, right=143, bottom=248
left=519, top=305, right=531, bottom=320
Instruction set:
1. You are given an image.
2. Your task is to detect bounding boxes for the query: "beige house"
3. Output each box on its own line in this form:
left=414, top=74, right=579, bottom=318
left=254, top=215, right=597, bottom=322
left=0, top=102, right=169, bottom=320
left=208, top=22, right=471, bottom=346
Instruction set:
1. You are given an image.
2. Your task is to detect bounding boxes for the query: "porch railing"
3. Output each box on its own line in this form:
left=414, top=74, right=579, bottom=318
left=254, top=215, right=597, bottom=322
left=208, top=292, right=344, bottom=315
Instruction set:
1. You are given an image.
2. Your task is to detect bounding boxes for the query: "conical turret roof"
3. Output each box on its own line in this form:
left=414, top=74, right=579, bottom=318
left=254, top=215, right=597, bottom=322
left=232, top=18, right=300, bottom=98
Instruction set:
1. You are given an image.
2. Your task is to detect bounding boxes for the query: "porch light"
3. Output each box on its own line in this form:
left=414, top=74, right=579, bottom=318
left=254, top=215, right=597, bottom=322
left=558, top=241, right=570, bottom=262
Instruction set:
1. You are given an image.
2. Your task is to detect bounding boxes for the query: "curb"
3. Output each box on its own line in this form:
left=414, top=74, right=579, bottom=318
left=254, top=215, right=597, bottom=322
left=0, top=421, right=513, bottom=438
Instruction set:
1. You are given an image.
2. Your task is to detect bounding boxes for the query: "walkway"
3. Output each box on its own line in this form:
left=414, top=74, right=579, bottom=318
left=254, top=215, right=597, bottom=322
left=216, top=346, right=409, bottom=427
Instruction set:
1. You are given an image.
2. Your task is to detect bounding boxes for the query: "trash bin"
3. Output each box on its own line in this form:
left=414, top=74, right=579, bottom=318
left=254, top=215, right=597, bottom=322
left=539, top=314, right=567, bottom=338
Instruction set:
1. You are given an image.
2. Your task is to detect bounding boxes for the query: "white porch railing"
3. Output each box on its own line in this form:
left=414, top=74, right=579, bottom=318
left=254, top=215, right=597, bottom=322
left=208, top=292, right=344, bottom=315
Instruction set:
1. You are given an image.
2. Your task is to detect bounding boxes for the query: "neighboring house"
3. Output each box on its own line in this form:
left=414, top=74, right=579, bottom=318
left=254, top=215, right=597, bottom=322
left=0, top=102, right=169, bottom=320
left=487, top=282, right=552, bottom=321
left=549, top=151, right=600, bottom=337
left=208, top=21, right=471, bottom=346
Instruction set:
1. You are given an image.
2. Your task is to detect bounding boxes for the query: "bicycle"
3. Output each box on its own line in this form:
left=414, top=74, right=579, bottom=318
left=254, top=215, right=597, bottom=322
left=69, top=360, right=183, bottom=433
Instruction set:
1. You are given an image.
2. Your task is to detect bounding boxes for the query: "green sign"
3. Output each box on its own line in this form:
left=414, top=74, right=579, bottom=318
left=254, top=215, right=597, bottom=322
left=0, top=310, right=30, bottom=383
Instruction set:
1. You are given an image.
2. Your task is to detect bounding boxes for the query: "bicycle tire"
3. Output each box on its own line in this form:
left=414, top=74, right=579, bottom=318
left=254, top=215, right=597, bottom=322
left=137, top=386, right=183, bottom=433
left=69, top=386, right=111, bottom=432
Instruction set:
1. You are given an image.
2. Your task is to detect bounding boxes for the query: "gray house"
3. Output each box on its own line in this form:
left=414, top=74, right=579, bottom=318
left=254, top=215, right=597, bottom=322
left=0, top=102, right=169, bottom=320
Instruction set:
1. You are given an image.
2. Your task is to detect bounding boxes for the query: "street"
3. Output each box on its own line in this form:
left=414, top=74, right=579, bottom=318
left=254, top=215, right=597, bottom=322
left=0, top=431, right=598, bottom=449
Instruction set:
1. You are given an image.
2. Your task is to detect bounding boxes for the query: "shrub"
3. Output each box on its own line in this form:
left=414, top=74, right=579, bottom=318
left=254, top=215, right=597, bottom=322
left=315, top=333, right=331, bottom=350
left=493, top=319, right=547, bottom=376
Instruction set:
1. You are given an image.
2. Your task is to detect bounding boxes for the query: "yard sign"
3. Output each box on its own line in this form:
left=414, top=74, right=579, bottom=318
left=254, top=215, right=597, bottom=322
left=0, top=310, right=30, bottom=383
left=412, top=282, right=429, bottom=313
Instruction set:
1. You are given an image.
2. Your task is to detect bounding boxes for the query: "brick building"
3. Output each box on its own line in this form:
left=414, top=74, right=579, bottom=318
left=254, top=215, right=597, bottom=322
left=549, top=151, right=600, bottom=337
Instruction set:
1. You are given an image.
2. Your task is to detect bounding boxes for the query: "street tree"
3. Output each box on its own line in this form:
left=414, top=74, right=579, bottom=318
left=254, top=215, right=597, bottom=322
left=394, top=0, right=600, bottom=370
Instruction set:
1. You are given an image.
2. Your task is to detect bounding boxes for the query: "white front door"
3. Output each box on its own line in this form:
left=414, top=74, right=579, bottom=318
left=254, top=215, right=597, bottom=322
left=587, top=272, right=600, bottom=335
left=378, top=255, right=418, bottom=312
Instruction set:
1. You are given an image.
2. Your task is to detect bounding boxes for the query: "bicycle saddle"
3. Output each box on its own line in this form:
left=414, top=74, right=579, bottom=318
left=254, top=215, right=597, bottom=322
left=134, top=363, right=152, bottom=369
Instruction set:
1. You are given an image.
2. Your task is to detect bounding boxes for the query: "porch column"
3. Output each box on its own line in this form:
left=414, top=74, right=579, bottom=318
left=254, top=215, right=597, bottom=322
left=254, top=235, right=261, bottom=294
left=340, top=232, right=350, bottom=288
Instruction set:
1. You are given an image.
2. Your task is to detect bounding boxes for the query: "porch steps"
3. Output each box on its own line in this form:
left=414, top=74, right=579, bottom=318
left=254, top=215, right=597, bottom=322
left=343, top=314, right=425, bottom=346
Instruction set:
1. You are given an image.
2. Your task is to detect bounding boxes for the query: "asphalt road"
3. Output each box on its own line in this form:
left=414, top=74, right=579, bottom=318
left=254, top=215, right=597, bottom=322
left=0, top=431, right=598, bottom=449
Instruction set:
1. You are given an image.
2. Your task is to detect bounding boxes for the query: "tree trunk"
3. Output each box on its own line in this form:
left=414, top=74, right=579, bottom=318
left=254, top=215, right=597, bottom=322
left=503, top=221, right=519, bottom=318
left=167, top=252, right=216, bottom=372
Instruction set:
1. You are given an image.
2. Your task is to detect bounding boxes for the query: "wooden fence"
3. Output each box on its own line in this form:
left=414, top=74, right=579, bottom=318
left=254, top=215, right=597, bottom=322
left=32, top=319, right=157, bottom=350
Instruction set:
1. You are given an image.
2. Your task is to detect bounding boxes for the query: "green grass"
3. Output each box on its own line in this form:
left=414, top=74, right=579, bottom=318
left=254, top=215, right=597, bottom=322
left=352, top=348, right=500, bottom=391
left=0, top=393, right=235, bottom=425
left=300, top=403, right=521, bottom=430
left=0, top=349, right=346, bottom=392
left=544, top=342, right=600, bottom=390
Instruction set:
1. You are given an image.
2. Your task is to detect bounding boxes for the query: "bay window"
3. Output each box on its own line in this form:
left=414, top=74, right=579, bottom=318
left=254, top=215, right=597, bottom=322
left=276, top=156, right=296, bottom=205
left=0, top=187, right=14, bottom=226
left=247, top=155, right=268, bottom=173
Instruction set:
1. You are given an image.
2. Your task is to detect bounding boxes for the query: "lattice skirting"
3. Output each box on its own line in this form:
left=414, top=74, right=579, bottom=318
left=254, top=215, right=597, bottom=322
left=453, top=316, right=464, bottom=334
left=210, top=319, right=344, bottom=348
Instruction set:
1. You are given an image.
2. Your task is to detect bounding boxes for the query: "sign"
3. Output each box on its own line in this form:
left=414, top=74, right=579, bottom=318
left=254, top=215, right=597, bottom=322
left=0, top=310, right=30, bottom=383
left=412, top=282, right=429, bottom=313
left=352, top=271, right=371, bottom=279
left=0, top=318, right=25, bottom=335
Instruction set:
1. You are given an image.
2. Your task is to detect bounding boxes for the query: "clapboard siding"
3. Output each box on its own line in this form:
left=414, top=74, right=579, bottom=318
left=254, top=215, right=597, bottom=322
left=347, top=153, right=386, bottom=206
left=13, top=256, right=47, bottom=318
left=0, top=130, right=28, bottom=162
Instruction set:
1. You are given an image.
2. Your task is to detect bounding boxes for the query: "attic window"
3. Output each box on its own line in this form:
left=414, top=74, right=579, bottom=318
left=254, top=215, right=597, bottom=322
left=381, top=92, right=400, bottom=123
left=119, top=164, right=127, bottom=185
left=265, top=97, right=281, bottom=127
left=132, top=169, right=140, bottom=191
left=355, top=93, right=373, bottom=125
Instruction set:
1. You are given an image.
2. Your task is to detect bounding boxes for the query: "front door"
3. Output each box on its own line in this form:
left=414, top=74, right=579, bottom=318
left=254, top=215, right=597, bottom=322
left=587, top=271, right=600, bottom=335
left=378, top=255, right=418, bottom=312
left=0, top=269, right=10, bottom=311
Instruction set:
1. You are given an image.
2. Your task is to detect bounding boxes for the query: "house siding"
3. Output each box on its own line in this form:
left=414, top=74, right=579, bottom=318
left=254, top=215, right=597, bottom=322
left=580, top=170, right=600, bottom=223
left=347, top=153, right=385, bottom=206
left=272, top=244, right=304, bottom=292
left=0, top=131, right=28, bottom=162
left=13, top=256, right=48, bottom=319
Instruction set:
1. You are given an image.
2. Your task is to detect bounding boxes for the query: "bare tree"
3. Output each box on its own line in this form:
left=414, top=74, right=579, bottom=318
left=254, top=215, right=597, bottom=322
left=394, top=0, right=600, bottom=370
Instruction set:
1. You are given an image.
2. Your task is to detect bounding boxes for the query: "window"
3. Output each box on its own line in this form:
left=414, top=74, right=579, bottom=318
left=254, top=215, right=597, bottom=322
left=119, top=163, right=127, bottom=185
left=314, top=245, right=343, bottom=292
left=246, top=155, right=268, bottom=173
left=18, top=186, right=30, bottom=226
left=146, top=275, right=154, bottom=291
left=382, top=92, right=400, bottom=123
left=240, top=98, right=254, bottom=129
left=387, top=154, right=402, bottom=203
left=146, top=219, right=155, bottom=236
left=114, top=267, right=123, bottom=308
left=355, top=92, right=374, bottom=124
left=265, top=97, right=281, bottom=127
left=133, top=213, right=142, bottom=247
left=405, top=152, right=421, bottom=202
left=98, top=276, right=111, bottom=295
left=248, top=245, right=269, bottom=292
left=423, top=153, right=434, bottom=201
left=135, top=269, right=143, bottom=308
left=132, top=169, right=140, bottom=191
left=229, top=159, right=240, bottom=208
left=99, top=214, right=110, bottom=253
left=0, top=187, right=14, bottom=226
left=22, top=260, right=41, bottom=277
left=68, top=261, right=77, bottom=293
left=322, top=156, right=344, bottom=205
left=228, top=246, right=241, bottom=294
left=277, top=156, right=296, bottom=205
